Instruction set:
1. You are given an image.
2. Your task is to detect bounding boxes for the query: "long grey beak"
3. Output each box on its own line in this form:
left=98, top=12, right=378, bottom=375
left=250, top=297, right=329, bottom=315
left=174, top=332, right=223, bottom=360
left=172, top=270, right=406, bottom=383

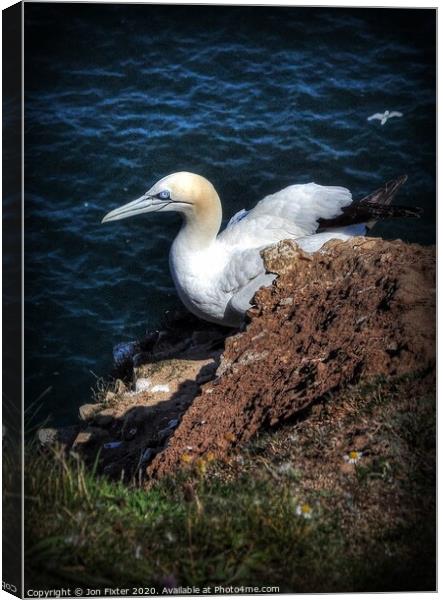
left=101, top=194, right=169, bottom=223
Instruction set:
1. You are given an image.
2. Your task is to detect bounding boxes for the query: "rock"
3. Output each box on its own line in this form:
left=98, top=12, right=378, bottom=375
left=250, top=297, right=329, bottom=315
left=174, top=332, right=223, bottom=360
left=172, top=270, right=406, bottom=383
left=148, top=237, right=435, bottom=479
left=135, top=378, right=151, bottom=392
left=37, top=428, right=58, bottom=446
left=141, top=448, right=154, bottom=463
left=103, top=441, right=123, bottom=450
left=72, top=431, right=94, bottom=448
left=72, top=427, right=109, bottom=449
left=93, top=409, right=115, bottom=427
left=67, top=313, right=227, bottom=480
left=78, top=403, right=101, bottom=421
left=151, top=384, right=170, bottom=393
left=113, top=341, right=139, bottom=366
left=134, top=356, right=217, bottom=405
left=37, top=426, right=78, bottom=448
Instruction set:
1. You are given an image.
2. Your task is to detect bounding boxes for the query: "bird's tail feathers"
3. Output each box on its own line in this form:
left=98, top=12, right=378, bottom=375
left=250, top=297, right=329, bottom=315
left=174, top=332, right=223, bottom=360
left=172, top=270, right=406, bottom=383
left=359, top=174, right=408, bottom=207
left=364, top=203, right=423, bottom=231
left=317, top=174, right=422, bottom=232
left=360, top=174, right=423, bottom=230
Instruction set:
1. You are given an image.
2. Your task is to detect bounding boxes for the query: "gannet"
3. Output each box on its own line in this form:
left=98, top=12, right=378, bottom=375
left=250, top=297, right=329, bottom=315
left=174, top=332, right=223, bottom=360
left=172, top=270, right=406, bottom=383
left=367, top=110, right=403, bottom=125
left=102, top=172, right=419, bottom=327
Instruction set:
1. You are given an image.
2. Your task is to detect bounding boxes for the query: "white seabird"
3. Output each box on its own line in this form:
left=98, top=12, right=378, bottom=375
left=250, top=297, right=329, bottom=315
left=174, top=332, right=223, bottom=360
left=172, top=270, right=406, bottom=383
left=367, top=110, right=403, bottom=125
left=102, top=172, right=418, bottom=327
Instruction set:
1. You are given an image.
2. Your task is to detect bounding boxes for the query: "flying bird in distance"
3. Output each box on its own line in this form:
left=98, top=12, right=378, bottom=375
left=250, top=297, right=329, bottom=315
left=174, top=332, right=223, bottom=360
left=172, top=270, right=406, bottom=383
left=367, top=110, right=403, bottom=125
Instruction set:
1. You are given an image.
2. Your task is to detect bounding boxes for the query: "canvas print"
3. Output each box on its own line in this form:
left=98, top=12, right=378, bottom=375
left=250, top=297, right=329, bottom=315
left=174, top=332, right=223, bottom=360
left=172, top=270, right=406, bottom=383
left=3, top=2, right=436, bottom=596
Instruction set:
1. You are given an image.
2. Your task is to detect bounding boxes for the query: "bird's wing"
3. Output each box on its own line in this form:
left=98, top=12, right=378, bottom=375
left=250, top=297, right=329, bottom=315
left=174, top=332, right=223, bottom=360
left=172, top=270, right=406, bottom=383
left=226, top=272, right=276, bottom=323
left=219, top=246, right=276, bottom=323
left=219, top=247, right=267, bottom=294
left=367, top=113, right=384, bottom=121
left=389, top=111, right=403, bottom=118
left=226, top=208, right=248, bottom=228
left=218, top=182, right=353, bottom=250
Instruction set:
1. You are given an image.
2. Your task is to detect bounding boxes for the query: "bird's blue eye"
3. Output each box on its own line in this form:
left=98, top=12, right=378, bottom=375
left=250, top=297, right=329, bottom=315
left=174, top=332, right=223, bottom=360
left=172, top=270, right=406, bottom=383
left=158, top=190, right=170, bottom=200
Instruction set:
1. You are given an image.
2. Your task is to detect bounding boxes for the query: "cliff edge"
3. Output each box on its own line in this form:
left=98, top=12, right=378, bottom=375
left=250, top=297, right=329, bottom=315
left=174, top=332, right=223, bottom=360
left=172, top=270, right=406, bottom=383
left=40, top=237, right=435, bottom=482
left=147, top=237, right=435, bottom=478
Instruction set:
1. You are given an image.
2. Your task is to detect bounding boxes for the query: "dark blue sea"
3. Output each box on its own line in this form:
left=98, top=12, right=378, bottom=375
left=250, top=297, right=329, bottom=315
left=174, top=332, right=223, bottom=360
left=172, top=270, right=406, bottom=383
left=21, top=5, right=435, bottom=425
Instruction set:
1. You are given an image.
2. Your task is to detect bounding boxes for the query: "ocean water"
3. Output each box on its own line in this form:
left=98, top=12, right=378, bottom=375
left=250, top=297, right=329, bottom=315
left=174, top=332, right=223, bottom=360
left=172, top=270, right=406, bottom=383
left=22, top=5, right=435, bottom=425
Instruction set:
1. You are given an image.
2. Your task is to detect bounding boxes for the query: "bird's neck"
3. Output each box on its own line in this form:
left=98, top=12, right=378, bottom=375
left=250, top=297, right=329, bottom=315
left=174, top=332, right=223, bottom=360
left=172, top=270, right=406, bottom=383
left=176, top=197, right=222, bottom=252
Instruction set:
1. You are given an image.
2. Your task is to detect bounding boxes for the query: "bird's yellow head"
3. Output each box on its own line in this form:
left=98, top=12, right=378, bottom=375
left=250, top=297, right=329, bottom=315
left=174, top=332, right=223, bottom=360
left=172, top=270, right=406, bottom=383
left=101, top=171, right=222, bottom=227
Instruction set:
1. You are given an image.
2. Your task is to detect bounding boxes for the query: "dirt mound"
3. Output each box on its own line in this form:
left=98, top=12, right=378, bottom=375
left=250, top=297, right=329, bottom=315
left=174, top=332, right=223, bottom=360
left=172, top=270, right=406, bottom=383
left=147, top=237, right=435, bottom=479
left=40, top=237, right=435, bottom=483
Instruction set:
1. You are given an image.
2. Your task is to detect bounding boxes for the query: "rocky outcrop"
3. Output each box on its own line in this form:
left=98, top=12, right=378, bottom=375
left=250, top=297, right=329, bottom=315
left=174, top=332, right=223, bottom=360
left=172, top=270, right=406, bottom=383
left=147, top=237, right=435, bottom=478
left=39, top=237, right=435, bottom=482
left=37, top=315, right=227, bottom=480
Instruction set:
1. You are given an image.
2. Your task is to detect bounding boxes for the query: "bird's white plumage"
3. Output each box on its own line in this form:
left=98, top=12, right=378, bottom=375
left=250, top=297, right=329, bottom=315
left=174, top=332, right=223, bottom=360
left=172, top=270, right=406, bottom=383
left=168, top=182, right=354, bottom=326
left=103, top=173, right=368, bottom=327
left=219, top=183, right=352, bottom=250
left=367, top=110, right=403, bottom=125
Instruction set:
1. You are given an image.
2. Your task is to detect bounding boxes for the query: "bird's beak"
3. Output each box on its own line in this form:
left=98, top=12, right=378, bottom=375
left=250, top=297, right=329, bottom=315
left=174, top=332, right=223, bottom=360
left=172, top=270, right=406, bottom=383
left=101, top=193, right=170, bottom=223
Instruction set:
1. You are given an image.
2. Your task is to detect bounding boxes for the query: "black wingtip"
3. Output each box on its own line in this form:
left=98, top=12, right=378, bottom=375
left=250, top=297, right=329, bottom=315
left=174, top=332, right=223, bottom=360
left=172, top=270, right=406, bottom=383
left=317, top=174, right=421, bottom=232
left=360, top=174, right=408, bottom=207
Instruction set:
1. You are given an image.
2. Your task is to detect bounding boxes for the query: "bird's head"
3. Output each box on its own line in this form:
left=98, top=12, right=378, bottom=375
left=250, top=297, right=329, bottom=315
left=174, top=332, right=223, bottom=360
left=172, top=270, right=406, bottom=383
left=101, top=171, right=222, bottom=228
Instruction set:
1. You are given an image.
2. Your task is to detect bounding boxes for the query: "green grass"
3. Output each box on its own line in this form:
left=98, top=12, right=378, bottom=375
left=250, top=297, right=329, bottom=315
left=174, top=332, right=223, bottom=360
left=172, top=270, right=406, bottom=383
left=25, top=451, right=344, bottom=591
left=24, top=373, right=436, bottom=593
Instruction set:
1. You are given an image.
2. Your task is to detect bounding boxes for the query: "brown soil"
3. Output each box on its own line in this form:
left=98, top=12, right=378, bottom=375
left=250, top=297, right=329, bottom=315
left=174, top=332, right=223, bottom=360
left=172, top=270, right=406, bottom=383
left=39, top=237, right=435, bottom=483
left=147, top=237, right=435, bottom=479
